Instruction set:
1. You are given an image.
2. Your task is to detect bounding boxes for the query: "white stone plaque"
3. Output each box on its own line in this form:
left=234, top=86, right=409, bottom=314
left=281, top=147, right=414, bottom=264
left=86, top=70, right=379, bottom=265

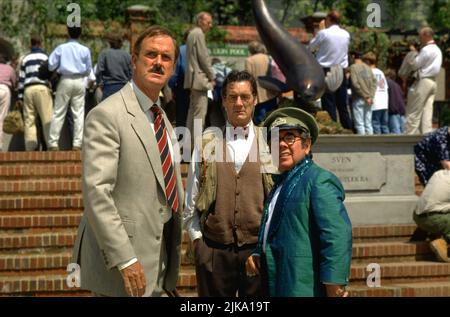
left=314, top=152, right=387, bottom=191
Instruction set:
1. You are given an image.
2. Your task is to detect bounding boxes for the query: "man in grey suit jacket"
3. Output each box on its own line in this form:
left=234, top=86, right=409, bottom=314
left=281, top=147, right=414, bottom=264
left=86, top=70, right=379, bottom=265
left=184, top=12, right=215, bottom=147
left=72, top=26, right=184, bottom=297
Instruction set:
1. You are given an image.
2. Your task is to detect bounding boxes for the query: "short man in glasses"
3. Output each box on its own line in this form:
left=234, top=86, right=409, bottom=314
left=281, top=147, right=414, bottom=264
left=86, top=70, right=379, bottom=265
left=246, top=107, right=353, bottom=297
left=183, top=70, right=275, bottom=296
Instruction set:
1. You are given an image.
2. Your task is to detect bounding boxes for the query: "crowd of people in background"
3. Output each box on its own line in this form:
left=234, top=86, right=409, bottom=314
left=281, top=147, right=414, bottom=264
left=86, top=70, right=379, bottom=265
left=0, top=9, right=445, bottom=153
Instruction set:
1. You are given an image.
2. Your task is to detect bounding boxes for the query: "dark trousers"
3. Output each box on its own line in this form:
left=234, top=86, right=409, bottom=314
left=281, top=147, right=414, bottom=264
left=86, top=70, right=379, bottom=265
left=195, top=237, right=261, bottom=297
left=321, top=68, right=353, bottom=130
left=102, top=83, right=126, bottom=101
left=174, top=88, right=190, bottom=128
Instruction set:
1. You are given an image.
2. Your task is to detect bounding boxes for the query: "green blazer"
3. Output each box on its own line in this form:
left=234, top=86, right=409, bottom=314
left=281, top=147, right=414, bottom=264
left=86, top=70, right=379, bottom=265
left=256, top=157, right=352, bottom=297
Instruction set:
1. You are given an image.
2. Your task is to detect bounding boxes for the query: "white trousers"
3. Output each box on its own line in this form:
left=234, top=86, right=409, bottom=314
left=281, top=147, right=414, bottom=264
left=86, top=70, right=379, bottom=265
left=48, top=76, right=85, bottom=148
left=404, top=78, right=437, bottom=135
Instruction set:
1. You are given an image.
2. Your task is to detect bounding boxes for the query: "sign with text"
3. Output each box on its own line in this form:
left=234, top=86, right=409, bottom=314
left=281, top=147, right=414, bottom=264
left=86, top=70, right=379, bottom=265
left=314, top=152, right=387, bottom=191
left=208, top=44, right=249, bottom=57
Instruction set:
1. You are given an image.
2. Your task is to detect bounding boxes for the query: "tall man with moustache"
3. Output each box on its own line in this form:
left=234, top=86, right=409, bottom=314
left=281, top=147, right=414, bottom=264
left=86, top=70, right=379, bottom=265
left=72, top=26, right=184, bottom=297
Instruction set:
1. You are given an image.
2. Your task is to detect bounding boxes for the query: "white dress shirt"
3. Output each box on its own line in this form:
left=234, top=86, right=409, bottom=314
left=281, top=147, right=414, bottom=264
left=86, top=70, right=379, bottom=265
left=183, top=121, right=256, bottom=242
left=415, top=41, right=443, bottom=79
left=262, top=184, right=283, bottom=253
left=309, top=24, right=350, bottom=68
left=118, top=81, right=175, bottom=271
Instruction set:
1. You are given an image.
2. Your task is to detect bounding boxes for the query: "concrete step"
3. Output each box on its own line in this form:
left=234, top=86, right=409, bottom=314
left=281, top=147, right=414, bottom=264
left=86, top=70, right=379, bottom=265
left=348, top=281, right=450, bottom=297
left=0, top=180, right=81, bottom=195
left=0, top=211, right=82, bottom=229
left=0, top=195, right=83, bottom=211
left=0, top=229, right=77, bottom=249
left=0, top=250, right=72, bottom=271
left=352, top=224, right=417, bottom=242
left=350, top=261, right=450, bottom=284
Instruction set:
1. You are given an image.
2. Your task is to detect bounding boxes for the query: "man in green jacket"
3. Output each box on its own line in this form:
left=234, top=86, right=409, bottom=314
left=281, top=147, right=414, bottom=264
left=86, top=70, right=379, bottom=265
left=246, top=107, right=352, bottom=297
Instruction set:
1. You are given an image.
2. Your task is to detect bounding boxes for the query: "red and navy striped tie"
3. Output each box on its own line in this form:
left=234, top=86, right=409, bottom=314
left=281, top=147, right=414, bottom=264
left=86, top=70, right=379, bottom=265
left=151, top=105, right=179, bottom=213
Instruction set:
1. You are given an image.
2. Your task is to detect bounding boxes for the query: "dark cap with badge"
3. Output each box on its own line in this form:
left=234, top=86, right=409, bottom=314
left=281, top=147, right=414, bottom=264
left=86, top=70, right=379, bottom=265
left=263, top=107, right=319, bottom=144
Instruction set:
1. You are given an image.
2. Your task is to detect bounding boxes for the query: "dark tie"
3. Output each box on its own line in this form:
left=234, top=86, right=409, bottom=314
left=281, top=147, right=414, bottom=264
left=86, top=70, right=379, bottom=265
left=150, top=105, right=179, bottom=213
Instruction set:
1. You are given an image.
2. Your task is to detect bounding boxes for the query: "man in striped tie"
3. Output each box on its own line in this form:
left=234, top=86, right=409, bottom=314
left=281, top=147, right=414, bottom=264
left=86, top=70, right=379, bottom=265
left=73, top=26, right=184, bottom=297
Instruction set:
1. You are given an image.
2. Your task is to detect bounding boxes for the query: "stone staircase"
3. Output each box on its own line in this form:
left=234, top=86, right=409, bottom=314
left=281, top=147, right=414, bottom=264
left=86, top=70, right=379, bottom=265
left=1, top=152, right=449, bottom=297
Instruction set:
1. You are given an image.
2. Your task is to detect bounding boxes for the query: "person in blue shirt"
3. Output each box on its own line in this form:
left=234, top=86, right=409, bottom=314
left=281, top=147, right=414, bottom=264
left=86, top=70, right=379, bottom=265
left=48, top=26, right=92, bottom=151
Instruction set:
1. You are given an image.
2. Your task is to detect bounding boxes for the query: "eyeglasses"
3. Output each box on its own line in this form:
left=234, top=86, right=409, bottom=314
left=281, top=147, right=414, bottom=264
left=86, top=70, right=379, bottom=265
left=272, top=133, right=301, bottom=146
left=225, top=94, right=254, bottom=103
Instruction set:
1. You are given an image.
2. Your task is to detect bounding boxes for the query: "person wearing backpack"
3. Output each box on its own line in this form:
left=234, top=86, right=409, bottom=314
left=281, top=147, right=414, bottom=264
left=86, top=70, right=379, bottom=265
left=183, top=70, right=275, bottom=296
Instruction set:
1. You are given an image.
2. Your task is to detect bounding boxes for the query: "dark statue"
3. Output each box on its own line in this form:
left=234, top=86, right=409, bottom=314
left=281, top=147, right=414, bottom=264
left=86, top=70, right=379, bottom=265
left=252, top=0, right=326, bottom=112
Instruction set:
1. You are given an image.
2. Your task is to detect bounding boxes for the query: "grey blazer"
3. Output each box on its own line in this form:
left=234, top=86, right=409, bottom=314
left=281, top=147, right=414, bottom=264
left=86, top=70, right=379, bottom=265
left=72, top=83, right=184, bottom=297
left=184, top=26, right=215, bottom=91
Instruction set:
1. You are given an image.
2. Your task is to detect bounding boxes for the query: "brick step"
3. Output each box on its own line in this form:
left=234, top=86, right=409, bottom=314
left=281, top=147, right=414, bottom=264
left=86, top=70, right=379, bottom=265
left=0, top=250, right=72, bottom=271
left=351, top=241, right=432, bottom=263
left=0, top=271, right=82, bottom=294
left=180, top=225, right=419, bottom=245
left=352, top=224, right=417, bottom=242
left=0, top=229, right=77, bottom=249
left=0, top=180, right=82, bottom=195
left=0, top=211, right=82, bottom=229
left=177, top=267, right=196, bottom=288
left=0, top=151, right=81, bottom=163
left=350, top=261, right=450, bottom=284
left=348, top=281, right=450, bottom=297
left=173, top=265, right=450, bottom=297
left=176, top=288, right=198, bottom=297
left=1, top=268, right=196, bottom=295
left=0, top=164, right=81, bottom=179
left=0, top=195, right=83, bottom=210
left=28, top=291, right=92, bottom=297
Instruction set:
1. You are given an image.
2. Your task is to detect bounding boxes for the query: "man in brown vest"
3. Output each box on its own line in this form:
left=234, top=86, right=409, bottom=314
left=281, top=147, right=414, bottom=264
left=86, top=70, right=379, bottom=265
left=183, top=70, right=275, bottom=296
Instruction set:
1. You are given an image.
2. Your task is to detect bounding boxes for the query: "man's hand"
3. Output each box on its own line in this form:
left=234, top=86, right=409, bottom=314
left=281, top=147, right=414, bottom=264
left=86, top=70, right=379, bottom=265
left=325, top=284, right=348, bottom=297
left=119, top=261, right=146, bottom=297
left=441, top=160, right=450, bottom=170
left=245, top=254, right=260, bottom=277
left=366, top=97, right=373, bottom=106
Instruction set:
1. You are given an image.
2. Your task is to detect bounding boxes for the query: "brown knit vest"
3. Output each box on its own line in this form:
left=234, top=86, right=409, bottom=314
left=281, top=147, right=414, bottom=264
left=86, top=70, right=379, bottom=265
left=203, top=138, right=265, bottom=246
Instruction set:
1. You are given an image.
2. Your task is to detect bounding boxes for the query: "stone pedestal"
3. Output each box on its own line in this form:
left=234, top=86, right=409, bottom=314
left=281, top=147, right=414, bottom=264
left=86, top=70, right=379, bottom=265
left=314, top=135, right=423, bottom=225
left=126, top=5, right=156, bottom=54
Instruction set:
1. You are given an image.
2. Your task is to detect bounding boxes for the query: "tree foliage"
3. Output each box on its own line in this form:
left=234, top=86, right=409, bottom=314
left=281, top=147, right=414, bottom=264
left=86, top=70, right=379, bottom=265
left=428, top=0, right=450, bottom=30
left=1, top=0, right=449, bottom=62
